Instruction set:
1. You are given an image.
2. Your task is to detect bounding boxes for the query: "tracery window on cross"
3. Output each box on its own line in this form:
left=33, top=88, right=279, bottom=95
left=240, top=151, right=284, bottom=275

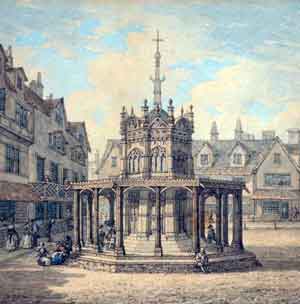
left=151, top=146, right=166, bottom=173
left=173, top=150, right=188, bottom=175
left=128, top=148, right=143, bottom=174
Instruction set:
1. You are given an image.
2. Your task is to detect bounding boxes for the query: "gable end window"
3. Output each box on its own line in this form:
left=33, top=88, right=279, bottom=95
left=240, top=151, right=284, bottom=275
left=17, top=76, right=22, bottom=90
left=264, top=174, right=291, bottom=186
left=0, top=88, right=5, bottom=113
left=111, top=156, right=117, bottom=168
left=200, top=154, right=209, bottom=166
left=274, top=153, right=281, bottom=164
left=233, top=153, right=242, bottom=165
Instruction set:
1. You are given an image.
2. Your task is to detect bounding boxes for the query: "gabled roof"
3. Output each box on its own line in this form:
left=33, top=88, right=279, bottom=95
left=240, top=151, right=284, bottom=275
left=67, top=121, right=91, bottom=152
left=7, top=66, right=28, bottom=81
left=252, top=136, right=300, bottom=173
left=195, top=141, right=214, bottom=155
left=193, top=138, right=272, bottom=170
left=98, top=139, right=122, bottom=171
left=227, top=141, right=249, bottom=156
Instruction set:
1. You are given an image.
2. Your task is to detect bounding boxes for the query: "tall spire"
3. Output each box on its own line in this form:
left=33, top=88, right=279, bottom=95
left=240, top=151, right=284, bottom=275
left=150, top=30, right=165, bottom=108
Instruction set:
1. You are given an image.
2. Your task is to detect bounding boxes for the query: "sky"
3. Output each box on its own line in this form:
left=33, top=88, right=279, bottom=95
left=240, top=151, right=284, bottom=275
left=1, top=0, right=300, bottom=155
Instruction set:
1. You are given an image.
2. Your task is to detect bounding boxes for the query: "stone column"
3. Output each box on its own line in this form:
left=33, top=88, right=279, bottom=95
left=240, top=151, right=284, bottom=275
left=92, top=189, right=99, bottom=250
left=137, top=190, right=149, bottom=239
left=109, top=196, right=115, bottom=225
left=73, top=190, right=81, bottom=252
left=222, top=192, right=229, bottom=247
left=115, top=187, right=125, bottom=256
left=215, top=191, right=222, bottom=246
left=80, top=193, right=85, bottom=247
left=86, top=195, right=92, bottom=245
left=165, top=190, right=176, bottom=240
left=192, top=187, right=200, bottom=254
left=154, top=187, right=163, bottom=256
left=199, top=193, right=206, bottom=242
left=231, top=190, right=244, bottom=251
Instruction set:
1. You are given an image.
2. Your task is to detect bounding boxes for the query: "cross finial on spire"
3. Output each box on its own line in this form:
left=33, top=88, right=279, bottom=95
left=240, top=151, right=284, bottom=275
left=153, top=30, right=164, bottom=53
left=150, top=30, right=166, bottom=109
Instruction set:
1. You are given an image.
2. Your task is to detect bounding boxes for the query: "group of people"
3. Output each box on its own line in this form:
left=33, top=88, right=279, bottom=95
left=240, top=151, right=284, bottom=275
left=5, top=218, right=56, bottom=252
left=98, top=224, right=116, bottom=252
left=36, top=235, right=72, bottom=267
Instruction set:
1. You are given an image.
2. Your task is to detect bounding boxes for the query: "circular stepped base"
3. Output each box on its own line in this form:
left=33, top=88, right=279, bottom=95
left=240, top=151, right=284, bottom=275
left=76, top=250, right=260, bottom=273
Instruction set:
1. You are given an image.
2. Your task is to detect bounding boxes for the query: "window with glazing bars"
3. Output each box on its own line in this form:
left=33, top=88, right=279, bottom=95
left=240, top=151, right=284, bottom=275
left=5, top=144, right=20, bottom=175
left=0, top=88, right=5, bottom=113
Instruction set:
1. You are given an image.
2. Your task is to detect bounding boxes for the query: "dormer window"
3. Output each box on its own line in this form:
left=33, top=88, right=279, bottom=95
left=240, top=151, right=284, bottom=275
left=49, top=132, right=65, bottom=154
left=55, top=110, right=63, bottom=127
left=111, top=156, right=117, bottom=168
left=78, top=133, right=84, bottom=144
left=233, top=153, right=242, bottom=165
left=274, top=153, right=281, bottom=164
left=200, top=154, right=209, bottom=166
left=17, top=75, right=22, bottom=90
left=16, top=103, right=28, bottom=129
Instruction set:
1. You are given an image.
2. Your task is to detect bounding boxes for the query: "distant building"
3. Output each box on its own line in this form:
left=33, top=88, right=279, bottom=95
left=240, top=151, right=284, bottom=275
left=0, top=44, right=90, bottom=245
left=94, top=116, right=300, bottom=222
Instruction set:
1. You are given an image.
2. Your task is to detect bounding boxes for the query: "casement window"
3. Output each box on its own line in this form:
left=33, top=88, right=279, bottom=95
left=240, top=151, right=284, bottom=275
left=50, top=161, right=59, bottom=184
left=0, top=201, right=16, bottom=222
left=274, top=153, right=281, bottom=164
left=111, top=156, right=117, bottom=168
left=200, top=154, right=209, bottom=166
left=5, top=144, right=20, bottom=175
left=16, top=103, right=28, bottom=129
left=17, top=76, right=22, bottom=90
left=36, top=156, right=45, bottom=182
left=0, top=88, right=5, bottom=113
left=63, top=168, right=69, bottom=184
left=264, top=173, right=291, bottom=186
left=233, top=153, right=242, bottom=165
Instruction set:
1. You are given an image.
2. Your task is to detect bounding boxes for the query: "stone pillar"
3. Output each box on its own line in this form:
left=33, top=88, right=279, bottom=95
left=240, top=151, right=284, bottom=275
left=86, top=195, right=92, bottom=245
left=92, top=189, right=99, bottom=250
left=123, top=193, right=129, bottom=237
left=80, top=193, right=85, bottom=247
left=199, top=193, right=206, bottom=242
left=137, top=190, right=149, bottom=239
left=165, top=190, right=176, bottom=240
left=73, top=190, right=81, bottom=251
left=115, top=187, right=125, bottom=256
left=222, top=192, right=229, bottom=246
left=120, top=138, right=128, bottom=177
left=192, top=187, right=200, bottom=254
left=231, top=190, right=244, bottom=251
left=215, top=191, right=222, bottom=246
left=154, top=187, right=163, bottom=256
left=109, top=196, right=115, bottom=225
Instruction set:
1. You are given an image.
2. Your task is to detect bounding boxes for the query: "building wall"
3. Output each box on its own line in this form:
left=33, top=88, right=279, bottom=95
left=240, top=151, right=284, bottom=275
left=28, top=109, right=88, bottom=183
left=256, top=142, right=299, bottom=190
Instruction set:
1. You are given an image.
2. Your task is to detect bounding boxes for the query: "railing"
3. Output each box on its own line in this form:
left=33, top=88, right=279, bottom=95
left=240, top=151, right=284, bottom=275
left=30, top=182, right=73, bottom=202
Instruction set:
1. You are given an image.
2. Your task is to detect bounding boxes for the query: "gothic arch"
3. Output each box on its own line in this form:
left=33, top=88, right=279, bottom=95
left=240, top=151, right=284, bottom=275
left=151, top=146, right=166, bottom=173
left=128, top=148, right=143, bottom=174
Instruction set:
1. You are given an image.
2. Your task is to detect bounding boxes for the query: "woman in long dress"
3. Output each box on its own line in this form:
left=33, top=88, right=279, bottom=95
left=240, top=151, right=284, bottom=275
left=6, top=223, right=19, bottom=251
left=21, top=222, right=32, bottom=249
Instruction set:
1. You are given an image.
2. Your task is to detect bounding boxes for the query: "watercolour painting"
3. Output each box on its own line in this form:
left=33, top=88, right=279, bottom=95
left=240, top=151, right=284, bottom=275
left=0, top=1, right=300, bottom=304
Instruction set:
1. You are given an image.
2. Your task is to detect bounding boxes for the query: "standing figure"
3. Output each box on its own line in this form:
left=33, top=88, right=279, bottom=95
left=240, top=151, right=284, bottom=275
left=6, top=221, right=19, bottom=251
left=21, top=221, right=32, bottom=249
left=98, top=225, right=106, bottom=252
left=47, top=218, right=55, bottom=242
left=31, top=220, right=39, bottom=248
left=207, top=224, right=216, bottom=244
left=64, top=235, right=73, bottom=257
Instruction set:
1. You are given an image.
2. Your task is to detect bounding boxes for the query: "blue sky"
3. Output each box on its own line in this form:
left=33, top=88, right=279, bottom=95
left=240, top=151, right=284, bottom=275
left=1, top=0, right=300, bottom=152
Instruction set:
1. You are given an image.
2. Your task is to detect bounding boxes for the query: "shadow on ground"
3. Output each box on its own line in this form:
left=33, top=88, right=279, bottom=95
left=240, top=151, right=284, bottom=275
left=0, top=252, right=83, bottom=304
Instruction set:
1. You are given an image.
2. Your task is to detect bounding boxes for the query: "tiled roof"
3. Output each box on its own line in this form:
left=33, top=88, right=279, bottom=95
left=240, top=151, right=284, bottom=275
left=0, top=182, right=40, bottom=202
